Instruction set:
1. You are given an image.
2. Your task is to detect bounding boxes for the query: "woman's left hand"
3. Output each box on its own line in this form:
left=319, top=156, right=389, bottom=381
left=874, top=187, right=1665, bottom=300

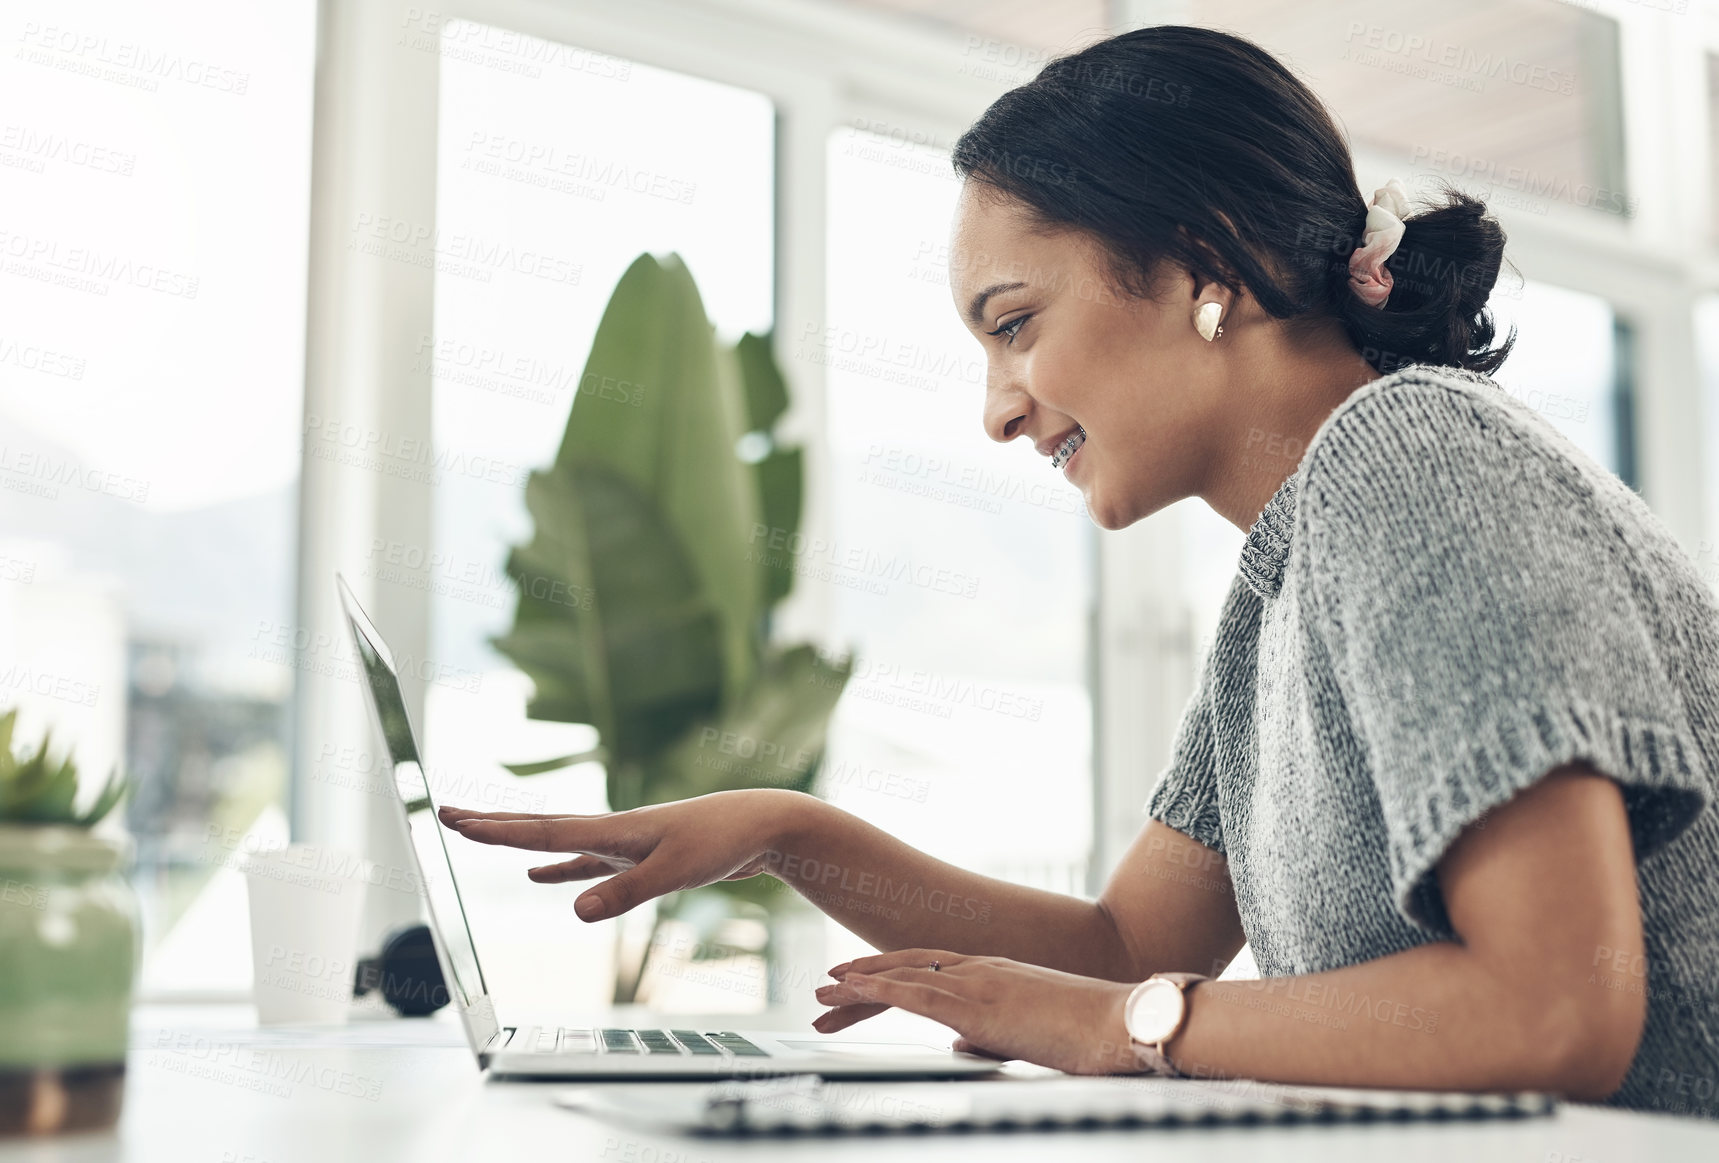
left=812, top=949, right=1141, bottom=1075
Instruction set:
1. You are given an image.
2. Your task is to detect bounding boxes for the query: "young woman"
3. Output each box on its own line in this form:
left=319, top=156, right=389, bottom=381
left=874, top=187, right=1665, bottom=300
left=440, top=26, right=1719, bottom=1116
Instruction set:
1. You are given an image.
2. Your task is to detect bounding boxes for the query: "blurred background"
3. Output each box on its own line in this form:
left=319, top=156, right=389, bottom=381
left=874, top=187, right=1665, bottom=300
left=2, top=0, right=1714, bottom=1018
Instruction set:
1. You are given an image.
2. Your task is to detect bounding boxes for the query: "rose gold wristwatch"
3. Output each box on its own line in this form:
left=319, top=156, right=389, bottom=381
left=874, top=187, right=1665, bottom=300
left=1123, top=972, right=1208, bottom=1076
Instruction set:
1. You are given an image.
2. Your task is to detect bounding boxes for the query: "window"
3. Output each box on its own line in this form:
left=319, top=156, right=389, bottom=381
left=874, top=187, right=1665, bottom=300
left=1201, top=0, right=1630, bottom=218
left=424, top=20, right=776, bottom=1014
left=819, top=126, right=1096, bottom=913
left=0, top=0, right=316, bottom=994
left=1487, top=279, right=1629, bottom=480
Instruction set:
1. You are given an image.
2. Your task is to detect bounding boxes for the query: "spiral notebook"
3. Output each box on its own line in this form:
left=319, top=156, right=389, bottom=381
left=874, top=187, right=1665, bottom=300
left=556, top=1073, right=1558, bottom=1136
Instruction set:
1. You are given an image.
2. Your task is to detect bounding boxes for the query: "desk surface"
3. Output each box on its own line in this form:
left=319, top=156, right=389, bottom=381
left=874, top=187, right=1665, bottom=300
left=3, top=1005, right=1716, bottom=1162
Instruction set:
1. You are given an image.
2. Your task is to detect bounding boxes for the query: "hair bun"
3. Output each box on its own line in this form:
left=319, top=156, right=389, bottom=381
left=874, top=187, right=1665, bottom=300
left=1337, top=182, right=1515, bottom=376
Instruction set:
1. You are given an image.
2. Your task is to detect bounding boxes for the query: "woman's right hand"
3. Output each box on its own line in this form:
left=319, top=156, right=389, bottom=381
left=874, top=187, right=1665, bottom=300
left=437, top=789, right=818, bottom=922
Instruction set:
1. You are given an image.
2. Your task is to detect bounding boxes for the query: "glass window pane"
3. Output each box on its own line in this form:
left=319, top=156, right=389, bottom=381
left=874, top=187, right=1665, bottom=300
left=821, top=127, right=1095, bottom=901
left=1486, top=279, right=1622, bottom=477
left=1200, top=0, right=1630, bottom=217
left=0, top=0, right=315, bottom=992
left=428, top=21, right=774, bottom=1014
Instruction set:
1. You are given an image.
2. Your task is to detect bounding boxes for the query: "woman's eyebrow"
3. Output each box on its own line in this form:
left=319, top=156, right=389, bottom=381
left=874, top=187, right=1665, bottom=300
left=965, top=280, right=1028, bottom=328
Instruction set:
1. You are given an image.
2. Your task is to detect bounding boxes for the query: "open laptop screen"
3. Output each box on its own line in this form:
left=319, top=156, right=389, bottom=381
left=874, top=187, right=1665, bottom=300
left=336, top=575, right=490, bottom=1014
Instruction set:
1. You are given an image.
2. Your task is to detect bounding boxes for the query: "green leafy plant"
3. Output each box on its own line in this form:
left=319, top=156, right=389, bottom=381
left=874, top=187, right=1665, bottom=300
left=0, top=709, right=129, bottom=826
left=491, top=253, right=854, bottom=945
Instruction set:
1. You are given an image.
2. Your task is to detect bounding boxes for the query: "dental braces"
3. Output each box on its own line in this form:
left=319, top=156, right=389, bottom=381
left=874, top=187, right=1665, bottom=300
left=1050, top=426, right=1086, bottom=469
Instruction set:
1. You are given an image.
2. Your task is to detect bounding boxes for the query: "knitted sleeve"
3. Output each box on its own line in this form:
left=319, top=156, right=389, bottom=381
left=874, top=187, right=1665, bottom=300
left=1145, top=633, right=1226, bottom=853
left=1300, top=376, right=1713, bottom=934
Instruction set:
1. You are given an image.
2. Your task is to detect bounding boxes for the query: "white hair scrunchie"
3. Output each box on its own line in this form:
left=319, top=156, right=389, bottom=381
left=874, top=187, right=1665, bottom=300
left=1347, top=178, right=1411, bottom=309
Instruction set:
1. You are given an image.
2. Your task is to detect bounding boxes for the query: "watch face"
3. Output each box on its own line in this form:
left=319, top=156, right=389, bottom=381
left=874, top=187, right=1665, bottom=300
left=1126, top=979, right=1185, bottom=1045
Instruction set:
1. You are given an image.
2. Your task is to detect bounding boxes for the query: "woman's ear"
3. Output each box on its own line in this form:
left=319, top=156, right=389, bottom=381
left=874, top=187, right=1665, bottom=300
left=1168, top=227, right=1241, bottom=314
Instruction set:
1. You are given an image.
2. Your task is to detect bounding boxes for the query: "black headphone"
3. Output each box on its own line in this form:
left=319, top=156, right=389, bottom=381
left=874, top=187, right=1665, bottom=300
left=353, top=924, right=450, bottom=1016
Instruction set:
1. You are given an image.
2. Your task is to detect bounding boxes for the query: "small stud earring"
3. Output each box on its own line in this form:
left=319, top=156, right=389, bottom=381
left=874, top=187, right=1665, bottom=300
left=1194, top=301, right=1224, bottom=343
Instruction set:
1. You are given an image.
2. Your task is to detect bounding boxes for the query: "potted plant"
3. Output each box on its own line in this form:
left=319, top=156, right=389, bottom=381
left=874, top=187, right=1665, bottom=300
left=0, top=710, right=134, bottom=1136
left=492, top=252, right=855, bottom=1003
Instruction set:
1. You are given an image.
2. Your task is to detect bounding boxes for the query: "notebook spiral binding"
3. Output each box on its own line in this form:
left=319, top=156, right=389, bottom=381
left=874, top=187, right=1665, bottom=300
left=694, top=1075, right=1558, bottom=1136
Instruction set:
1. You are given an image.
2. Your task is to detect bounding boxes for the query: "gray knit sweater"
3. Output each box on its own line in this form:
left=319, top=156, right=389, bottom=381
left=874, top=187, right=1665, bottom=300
left=1146, top=363, right=1719, bottom=1117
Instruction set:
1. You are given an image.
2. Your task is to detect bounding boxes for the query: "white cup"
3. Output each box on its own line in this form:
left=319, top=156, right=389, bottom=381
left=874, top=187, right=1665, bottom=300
left=241, top=843, right=374, bottom=1025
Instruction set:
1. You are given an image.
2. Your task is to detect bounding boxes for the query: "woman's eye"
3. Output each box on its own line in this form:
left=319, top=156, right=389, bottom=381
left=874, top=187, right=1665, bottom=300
left=987, top=315, right=1030, bottom=345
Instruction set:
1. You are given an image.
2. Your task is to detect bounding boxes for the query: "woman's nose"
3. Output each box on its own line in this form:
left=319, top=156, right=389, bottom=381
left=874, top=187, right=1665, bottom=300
left=983, top=384, right=1030, bottom=444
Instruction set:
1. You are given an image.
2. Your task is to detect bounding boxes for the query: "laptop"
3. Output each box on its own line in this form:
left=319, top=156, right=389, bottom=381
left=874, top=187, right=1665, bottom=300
left=336, top=573, right=1003, bottom=1080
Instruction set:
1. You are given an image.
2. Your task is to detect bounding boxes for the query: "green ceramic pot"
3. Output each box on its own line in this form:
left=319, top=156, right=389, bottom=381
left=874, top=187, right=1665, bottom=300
left=0, top=825, right=138, bottom=1136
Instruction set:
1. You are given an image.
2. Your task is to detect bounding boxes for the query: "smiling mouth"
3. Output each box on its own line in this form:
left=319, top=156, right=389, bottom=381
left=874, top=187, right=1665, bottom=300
left=1049, top=425, right=1086, bottom=469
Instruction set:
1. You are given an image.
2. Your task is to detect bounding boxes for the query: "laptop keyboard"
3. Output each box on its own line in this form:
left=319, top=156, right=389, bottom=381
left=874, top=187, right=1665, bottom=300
left=524, top=1027, right=770, bottom=1057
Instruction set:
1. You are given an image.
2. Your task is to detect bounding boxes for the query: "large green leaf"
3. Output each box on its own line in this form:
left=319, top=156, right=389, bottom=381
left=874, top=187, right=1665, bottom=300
left=497, top=469, right=612, bottom=736
left=631, top=644, right=855, bottom=808
left=494, top=462, right=726, bottom=767
left=554, top=253, right=762, bottom=699
left=490, top=257, right=859, bottom=923
left=734, top=330, right=790, bottom=434
left=728, top=332, right=804, bottom=611
left=751, top=446, right=803, bottom=609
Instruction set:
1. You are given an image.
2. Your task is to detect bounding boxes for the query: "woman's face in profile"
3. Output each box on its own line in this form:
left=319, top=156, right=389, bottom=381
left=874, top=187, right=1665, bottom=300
left=947, top=181, right=1223, bottom=531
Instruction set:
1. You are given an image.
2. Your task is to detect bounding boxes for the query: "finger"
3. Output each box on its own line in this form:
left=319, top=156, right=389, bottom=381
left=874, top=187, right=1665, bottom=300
left=439, top=805, right=593, bottom=825
left=828, top=949, right=966, bottom=980
left=527, top=855, right=629, bottom=883
left=448, top=815, right=621, bottom=854
left=814, top=955, right=942, bottom=996
left=951, top=1038, right=1010, bottom=1060
left=811, top=1003, right=890, bottom=1034
left=860, top=977, right=970, bottom=1028
left=572, top=862, right=673, bottom=923
left=818, top=974, right=970, bottom=1028
left=822, top=964, right=961, bottom=997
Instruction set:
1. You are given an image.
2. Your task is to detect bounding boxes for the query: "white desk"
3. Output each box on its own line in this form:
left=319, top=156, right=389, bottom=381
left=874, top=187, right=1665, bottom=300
left=3, top=1004, right=1716, bottom=1162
